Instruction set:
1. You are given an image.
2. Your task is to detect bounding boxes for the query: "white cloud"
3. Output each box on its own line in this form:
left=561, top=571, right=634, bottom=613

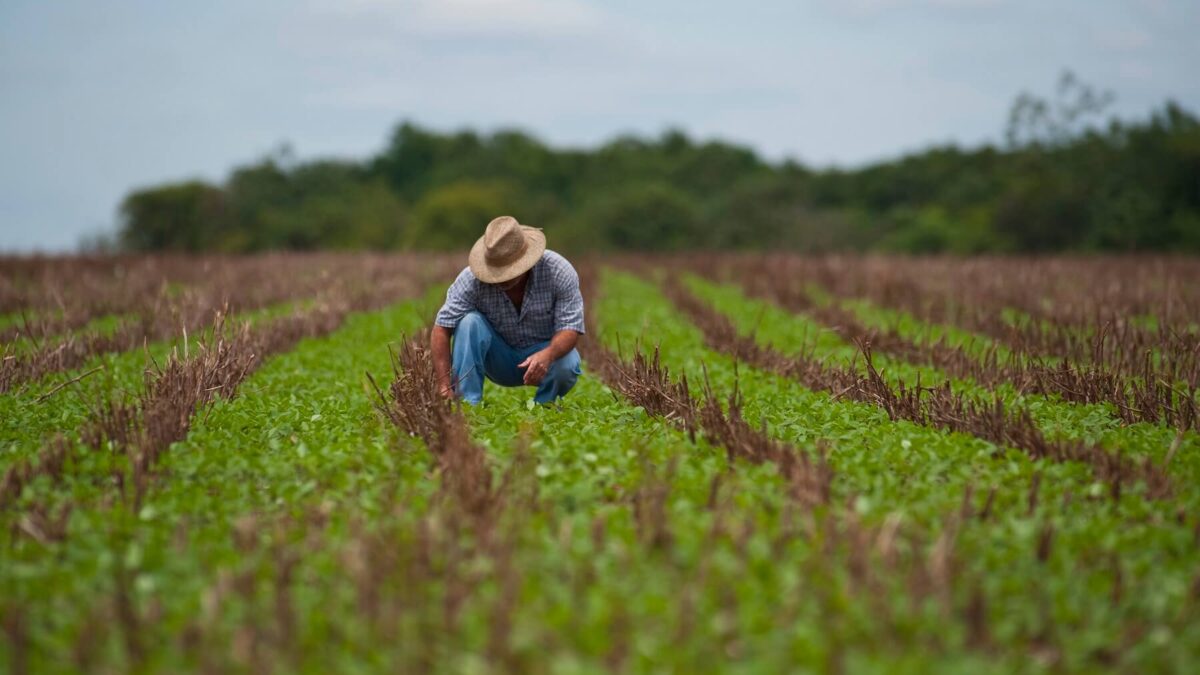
left=5, top=0, right=1200, bottom=252
left=284, top=0, right=652, bottom=118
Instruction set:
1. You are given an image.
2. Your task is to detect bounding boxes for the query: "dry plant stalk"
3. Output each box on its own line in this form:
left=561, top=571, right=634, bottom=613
left=577, top=265, right=834, bottom=510
left=371, top=332, right=503, bottom=521
left=660, top=274, right=1174, bottom=500
left=668, top=253, right=1199, bottom=431
left=1, top=253, right=458, bottom=394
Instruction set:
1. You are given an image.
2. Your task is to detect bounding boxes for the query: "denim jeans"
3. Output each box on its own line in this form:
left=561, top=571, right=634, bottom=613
left=452, top=311, right=581, bottom=405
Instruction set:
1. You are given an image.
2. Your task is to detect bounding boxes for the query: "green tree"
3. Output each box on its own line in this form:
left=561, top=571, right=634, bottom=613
left=260, top=180, right=406, bottom=250
left=585, top=183, right=701, bottom=251
left=119, top=181, right=226, bottom=252
left=111, top=82, right=1200, bottom=255
left=408, top=180, right=521, bottom=249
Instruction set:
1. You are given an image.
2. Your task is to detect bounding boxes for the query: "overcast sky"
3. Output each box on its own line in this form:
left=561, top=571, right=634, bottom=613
left=2, top=0, right=1197, bottom=252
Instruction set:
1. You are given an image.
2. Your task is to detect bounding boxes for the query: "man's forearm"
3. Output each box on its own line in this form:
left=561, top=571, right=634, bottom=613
left=542, top=330, right=580, bottom=361
left=431, top=326, right=454, bottom=390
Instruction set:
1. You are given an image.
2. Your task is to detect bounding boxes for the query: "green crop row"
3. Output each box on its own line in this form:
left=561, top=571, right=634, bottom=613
left=0, top=300, right=308, bottom=466
left=0, top=313, right=132, bottom=355
left=0, top=291, right=440, bottom=671
left=596, top=269, right=1200, bottom=671
left=3, top=265, right=1197, bottom=673
left=0, top=278, right=1014, bottom=672
left=683, top=275, right=1199, bottom=486
left=448, top=371, right=1008, bottom=672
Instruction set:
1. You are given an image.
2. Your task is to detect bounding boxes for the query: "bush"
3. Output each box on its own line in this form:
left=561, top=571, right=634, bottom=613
left=408, top=180, right=521, bottom=250
left=584, top=184, right=701, bottom=251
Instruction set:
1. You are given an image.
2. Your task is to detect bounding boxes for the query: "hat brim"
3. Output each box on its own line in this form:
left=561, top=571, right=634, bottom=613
left=468, top=226, right=546, bottom=284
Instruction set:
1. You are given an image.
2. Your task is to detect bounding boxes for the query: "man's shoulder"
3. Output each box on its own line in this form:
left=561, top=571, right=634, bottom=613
left=451, top=266, right=479, bottom=289
left=541, top=250, right=576, bottom=273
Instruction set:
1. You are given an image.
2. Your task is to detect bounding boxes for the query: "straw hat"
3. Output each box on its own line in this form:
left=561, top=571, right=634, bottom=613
left=468, top=216, right=546, bottom=284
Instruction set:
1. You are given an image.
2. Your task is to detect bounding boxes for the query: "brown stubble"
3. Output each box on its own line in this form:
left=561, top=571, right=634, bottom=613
left=6, top=256, right=448, bottom=538
left=1, top=252, right=453, bottom=394
left=49, top=258, right=461, bottom=671
left=684, top=254, right=1199, bottom=433
left=37, top=255, right=1186, bottom=669
left=367, top=328, right=546, bottom=671
left=71, top=261, right=1053, bottom=671
left=370, top=332, right=504, bottom=521
left=581, top=263, right=1014, bottom=656
left=660, top=272, right=1174, bottom=501
left=578, top=264, right=835, bottom=510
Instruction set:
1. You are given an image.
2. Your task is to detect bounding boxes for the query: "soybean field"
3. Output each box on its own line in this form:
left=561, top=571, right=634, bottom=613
left=2, top=253, right=1199, bottom=673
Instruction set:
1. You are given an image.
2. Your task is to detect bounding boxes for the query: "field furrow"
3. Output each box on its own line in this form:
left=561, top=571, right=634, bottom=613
left=703, top=255, right=1200, bottom=395
left=344, top=278, right=1007, bottom=671
left=676, top=273, right=1199, bottom=488
left=2, top=264, right=450, bottom=521
left=0, top=254, right=448, bottom=393
left=0, top=258, right=452, bottom=465
left=0, top=289, right=443, bottom=671
left=593, top=268, right=1200, bottom=670
left=0, top=300, right=325, bottom=478
left=698, top=260, right=1200, bottom=429
left=3, top=253, right=1198, bottom=673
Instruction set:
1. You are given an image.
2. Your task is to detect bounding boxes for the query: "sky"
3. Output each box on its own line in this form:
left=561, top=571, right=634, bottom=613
left=1, top=0, right=1197, bottom=252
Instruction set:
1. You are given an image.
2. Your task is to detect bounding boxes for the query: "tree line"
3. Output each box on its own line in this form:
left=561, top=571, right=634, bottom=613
left=116, top=74, right=1200, bottom=254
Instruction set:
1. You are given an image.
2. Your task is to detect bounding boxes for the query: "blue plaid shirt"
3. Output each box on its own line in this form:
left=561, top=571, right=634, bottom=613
left=434, top=250, right=586, bottom=349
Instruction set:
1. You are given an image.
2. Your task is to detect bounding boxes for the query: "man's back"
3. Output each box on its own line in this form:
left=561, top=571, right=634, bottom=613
left=434, top=249, right=585, bottom=350
left=429, top=216, right=585, bottom=405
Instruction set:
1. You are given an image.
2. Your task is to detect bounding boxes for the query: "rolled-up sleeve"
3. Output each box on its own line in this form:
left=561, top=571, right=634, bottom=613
left=552, top=259, right=586, bottom=334
left=435, top=267, right=478, bottom=330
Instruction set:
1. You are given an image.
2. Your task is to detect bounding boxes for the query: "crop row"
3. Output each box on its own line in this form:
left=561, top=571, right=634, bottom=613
left=739, top=268, right=1197, bottom=430
left=0, top=257, right=456, bottom=461
left=0, top=263, right=995, bottom=671
left=3, top=258, right=1198, bottom=672
left=691, top=254, right=1200, bottom=385
left=1, top=254, right=312, bottom=340
left=592, top=269, right=1200, bottom=669
left=707, top=254, right=1200, bottom=332
left=0, top=254, right=453, bottom=393
left=0, top=254, right=439, bottom=332
left=1, top=285, right=446, bottom=671
left=2, top=257, right=453, bottom=523
left=678, top=272, right=1200, bottom=492
left=659, top=273, right=1174, bottom=501
left=96, top=269, right=1004, bottom=671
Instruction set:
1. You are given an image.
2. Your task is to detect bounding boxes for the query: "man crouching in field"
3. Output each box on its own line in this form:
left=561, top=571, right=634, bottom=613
left=431, top=215, right=585, bottom=404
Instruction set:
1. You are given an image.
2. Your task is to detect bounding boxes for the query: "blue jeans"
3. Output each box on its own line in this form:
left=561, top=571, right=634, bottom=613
left=452, top=312, right=581, bottom=405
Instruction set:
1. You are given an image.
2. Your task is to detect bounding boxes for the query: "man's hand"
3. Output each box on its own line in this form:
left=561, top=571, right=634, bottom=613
left=518, top=349, right=554, bottom=385
left=519, top=330, right=580, bottom=386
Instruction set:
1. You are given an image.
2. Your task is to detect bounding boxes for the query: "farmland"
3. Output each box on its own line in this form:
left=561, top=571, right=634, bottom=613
left=1, top=253, right=1199, bottom=673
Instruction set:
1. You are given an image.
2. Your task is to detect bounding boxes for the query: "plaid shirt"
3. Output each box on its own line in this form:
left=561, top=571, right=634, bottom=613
left=434, top=250, right=586, bottom=349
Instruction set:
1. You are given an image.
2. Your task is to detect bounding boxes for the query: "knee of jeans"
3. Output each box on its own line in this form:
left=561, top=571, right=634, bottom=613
left=455, top=312, right=488, bottom=337
left=551, top=350, right=582, bottom=380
